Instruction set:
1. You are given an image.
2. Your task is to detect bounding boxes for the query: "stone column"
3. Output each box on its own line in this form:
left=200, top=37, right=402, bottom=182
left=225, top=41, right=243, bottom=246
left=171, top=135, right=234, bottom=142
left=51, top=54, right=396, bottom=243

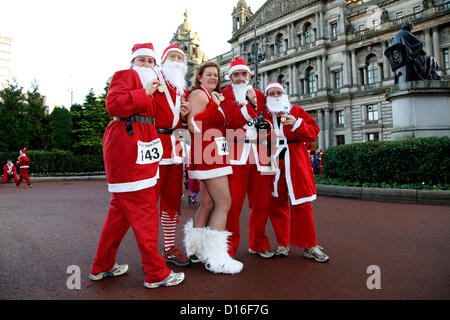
left=317, top=109, right=324, bottom=150
left=344, top=106, right=352, bottom=144
left=351, top=49, right=357, bottom=86
left=288, top=64, right=294, bottom=95
left=425, top=28, right=432, bottom=54
left=324, top=108, right=331, bottom=149
left=318, top=57, right=323, bottom=90
left=432, top=27, right=442, bottom=66
left=292, top=64, right=298, bottom=95
left=343, top=50, right=351, bottom=86
left=381, top=41, right=389, bottom=80
left=322, top=55, right=328, bottom=89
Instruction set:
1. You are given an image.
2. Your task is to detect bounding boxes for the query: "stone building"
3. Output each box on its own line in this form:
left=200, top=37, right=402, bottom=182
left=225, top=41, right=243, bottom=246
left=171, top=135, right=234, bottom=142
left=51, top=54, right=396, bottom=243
left=210, top=0, right=450, bottom=150
left=0, top=35, right=11, bottom=89
left=170, top=10, right=209, bottom=88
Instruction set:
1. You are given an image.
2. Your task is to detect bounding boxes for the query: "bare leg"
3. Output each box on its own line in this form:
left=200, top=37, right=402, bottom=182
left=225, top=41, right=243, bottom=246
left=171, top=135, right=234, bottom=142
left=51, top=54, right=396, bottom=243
left=193, top=181, right=214, bottom=228
left=203, top=176, right=231, bottom=231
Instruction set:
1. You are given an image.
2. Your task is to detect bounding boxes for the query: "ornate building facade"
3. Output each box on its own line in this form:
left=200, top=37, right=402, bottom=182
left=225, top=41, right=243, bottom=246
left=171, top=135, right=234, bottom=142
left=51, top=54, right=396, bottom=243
left=170, top=10, right=209, bottom=88
left=211, top=0, right=450, bottom=150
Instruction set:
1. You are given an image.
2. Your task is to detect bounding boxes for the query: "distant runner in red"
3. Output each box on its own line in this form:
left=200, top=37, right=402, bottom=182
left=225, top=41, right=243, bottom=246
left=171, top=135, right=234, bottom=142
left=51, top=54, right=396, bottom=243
left=16, top=148, right=32, bottom=187
left=2, top=159, right=18, bottom=184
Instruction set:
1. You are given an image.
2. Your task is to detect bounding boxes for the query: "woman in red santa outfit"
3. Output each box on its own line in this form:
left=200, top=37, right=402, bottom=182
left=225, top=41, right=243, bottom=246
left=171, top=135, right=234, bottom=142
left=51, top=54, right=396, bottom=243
left=2, top=160, right=19, bottom=184
left=183, top=61, right=243, bottom=274
left=16, top=148, right=32, bottom=187
left=89, top=43, right=184, bottom=289
left=151, top=44, right=191, bottom=267
left=264, top=82, right=330, bottom=262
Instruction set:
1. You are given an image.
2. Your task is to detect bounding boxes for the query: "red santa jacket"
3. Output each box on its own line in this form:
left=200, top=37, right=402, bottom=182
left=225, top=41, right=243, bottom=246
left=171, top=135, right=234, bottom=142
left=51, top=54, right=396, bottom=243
left=220, top=85, right=273, bottom=173
left=270, top=105, right=320, bottom=205
left=104, top=68, right=162, bottom=193
left=3, top=163, right=17, bottom=175
left=152, top=70, right=188, bottom=165
left=16, top=155, right=30, bottom=169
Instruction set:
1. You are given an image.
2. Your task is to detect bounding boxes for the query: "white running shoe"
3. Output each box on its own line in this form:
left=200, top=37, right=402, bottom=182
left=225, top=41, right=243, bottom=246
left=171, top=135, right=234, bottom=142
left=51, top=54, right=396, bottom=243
left=89, top=263, right=129, bottom=281
left=303, top=246, right=330, bottom=262
left=144, top=271, right=185, bottom=289
left=275, top=246, right=289, bottom=257
left=248, top=248, right=275, bottom=258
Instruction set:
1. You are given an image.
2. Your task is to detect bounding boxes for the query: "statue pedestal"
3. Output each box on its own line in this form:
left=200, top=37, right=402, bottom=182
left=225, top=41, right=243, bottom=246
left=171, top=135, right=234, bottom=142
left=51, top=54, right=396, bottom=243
left=386, top=80, right=450, bottom=140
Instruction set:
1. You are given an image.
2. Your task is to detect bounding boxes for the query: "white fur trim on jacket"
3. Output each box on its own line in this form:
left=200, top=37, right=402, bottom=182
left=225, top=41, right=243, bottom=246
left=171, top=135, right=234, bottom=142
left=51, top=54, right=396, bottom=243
left=188, top=166, right=233, bottom=180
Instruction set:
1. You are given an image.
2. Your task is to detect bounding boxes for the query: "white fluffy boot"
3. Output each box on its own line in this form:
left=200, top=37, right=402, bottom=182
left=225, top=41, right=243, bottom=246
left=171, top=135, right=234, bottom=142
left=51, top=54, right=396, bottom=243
left=200, top=227, right=243, bottom=274
left=183, top=219, right=205, bottom=262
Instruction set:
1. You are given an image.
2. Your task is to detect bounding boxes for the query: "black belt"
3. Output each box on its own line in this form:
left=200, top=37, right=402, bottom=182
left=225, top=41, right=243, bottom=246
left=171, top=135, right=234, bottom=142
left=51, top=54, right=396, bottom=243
left=279, top=140, right=300, bottom=145
left=157, top=128, right=175, bottom=135
left=228, top=138, right=267, bottom=144
left=113, top=115, right=155, bottom=135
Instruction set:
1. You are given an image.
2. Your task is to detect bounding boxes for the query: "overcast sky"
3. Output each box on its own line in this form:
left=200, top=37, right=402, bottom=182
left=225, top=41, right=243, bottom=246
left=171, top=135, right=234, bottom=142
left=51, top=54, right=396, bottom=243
left=0, top=0, right=266, bottom=109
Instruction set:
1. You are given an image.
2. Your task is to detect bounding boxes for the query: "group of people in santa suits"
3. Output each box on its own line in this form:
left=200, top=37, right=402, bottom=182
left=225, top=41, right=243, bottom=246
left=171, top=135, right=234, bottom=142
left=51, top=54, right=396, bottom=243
left=2, top=148, right=32, bottom=187
left=89, top=42, right=329, bottom=289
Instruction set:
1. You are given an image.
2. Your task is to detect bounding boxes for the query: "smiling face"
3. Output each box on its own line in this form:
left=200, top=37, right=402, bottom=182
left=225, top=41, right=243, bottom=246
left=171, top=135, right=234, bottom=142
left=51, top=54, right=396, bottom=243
left=230, top=69, right=251, bottom=84
left=267, top=87, right=284, bottom=98
left=132, top=55, right=156, bottom=69
left=198, top=66, right=219, bottom=92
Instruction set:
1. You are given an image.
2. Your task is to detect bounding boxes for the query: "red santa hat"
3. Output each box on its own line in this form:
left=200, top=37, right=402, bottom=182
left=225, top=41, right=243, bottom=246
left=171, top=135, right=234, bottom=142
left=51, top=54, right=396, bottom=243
left=161, top=44, right=185, bottom=63
left=265, top=81, right=285, bottom=95
left=20, top=148, right=27, bottom=154
left=131, top=43, right=155, bottom=62
left=225, top=57, right=251, bottom=80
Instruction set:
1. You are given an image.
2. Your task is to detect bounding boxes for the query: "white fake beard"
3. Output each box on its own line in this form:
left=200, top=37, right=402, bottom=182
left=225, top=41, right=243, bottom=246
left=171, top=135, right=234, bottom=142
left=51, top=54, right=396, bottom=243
left=162, top=60, right=187, bottom=93
left=266, top=94, right=291, bottom=113
left=132, top=65, right=157, bottom=88
left=231, top=81, right=249, bottom=105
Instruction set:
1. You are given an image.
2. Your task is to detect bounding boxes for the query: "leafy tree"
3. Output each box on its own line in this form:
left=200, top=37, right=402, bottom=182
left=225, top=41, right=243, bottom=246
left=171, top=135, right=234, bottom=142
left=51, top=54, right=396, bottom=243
left=71, top=88, right=110, bottom=154
left=25, top=81, right=51, bottom=150
left=0, top=80, right=28, bottom=152
left=48, top=106, right=73, bottom=150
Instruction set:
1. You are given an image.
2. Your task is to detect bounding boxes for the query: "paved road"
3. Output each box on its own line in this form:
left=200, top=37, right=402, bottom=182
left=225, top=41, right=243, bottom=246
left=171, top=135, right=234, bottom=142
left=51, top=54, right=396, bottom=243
left=0, top=181, right=449, bottom=301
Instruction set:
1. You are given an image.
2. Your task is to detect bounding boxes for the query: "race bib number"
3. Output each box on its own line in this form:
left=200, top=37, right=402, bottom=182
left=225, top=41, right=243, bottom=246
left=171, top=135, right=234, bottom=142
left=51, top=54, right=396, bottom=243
left=215, top=137, right=229, bottom=156
left=136, top=139, right=163, bottom=165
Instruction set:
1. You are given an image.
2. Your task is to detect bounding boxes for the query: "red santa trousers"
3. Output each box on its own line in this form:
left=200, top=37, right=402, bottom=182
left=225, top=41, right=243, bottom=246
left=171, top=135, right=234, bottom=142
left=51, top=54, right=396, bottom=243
left=226, top=163, right=273, bottom=256
left=2, top=172, right=18, bottom=183
left=272, top=159, right=318, bottom=248
left=154, top=164, right=184, bottom=219
left=17, top=168, right=31, bottom=186
left=91, top=187, right=171, bottom=283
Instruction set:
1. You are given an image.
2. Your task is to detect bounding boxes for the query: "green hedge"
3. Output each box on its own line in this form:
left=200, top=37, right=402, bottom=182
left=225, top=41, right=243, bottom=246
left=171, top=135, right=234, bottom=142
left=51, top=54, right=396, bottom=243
left=322, top=137, right=450, bottom=185
left=0, top=150, right=104, bottom=175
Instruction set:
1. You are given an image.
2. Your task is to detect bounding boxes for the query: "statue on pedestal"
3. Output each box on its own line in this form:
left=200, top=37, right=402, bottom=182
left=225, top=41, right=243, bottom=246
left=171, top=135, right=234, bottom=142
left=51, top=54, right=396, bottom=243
left=384, top=22, right=441, bottom=84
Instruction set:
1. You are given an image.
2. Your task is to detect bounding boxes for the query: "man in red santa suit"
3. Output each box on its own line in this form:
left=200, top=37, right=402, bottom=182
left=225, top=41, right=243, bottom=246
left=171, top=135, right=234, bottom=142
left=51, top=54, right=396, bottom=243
left=220, top=57, right=276, bottom=259
left=89, top=43, right=184, bottom=289
left=2, top=160, right=19, bottom=184
left=264, top=81, right=329, bottom=262
left=152, top=44, right=191, bottom=266
left=16, top=148, right=32, bottom=187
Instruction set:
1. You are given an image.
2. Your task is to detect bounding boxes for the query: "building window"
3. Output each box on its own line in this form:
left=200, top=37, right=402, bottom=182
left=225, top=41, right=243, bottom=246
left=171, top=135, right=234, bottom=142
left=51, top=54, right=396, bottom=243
left=366, top=104, right=379, bottom=122
left=367, top=55, right=380, bottom=84
left=306, top=68, right=317, bottom=93
left=334, top=71, right=342, bottom=89
left=276, top=33, right=285, bottom=53
left=367, top=132, right=379, bottom=142
left=444, top=48, right=449, bottom=70
left=304, top=23, right=315, bottom=44
left=413, top=6, right=421, bottom=14
left=359, top=24, right=365, bottom=31
left=444, top=0, right=450, bottom=9
left=331, top=22, right=338, bottom=38
left=396, top=11, right=403, bottom=19
left=336, top=135, right=345, bottom=145
left=336, top=110, right=345, bottom=126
